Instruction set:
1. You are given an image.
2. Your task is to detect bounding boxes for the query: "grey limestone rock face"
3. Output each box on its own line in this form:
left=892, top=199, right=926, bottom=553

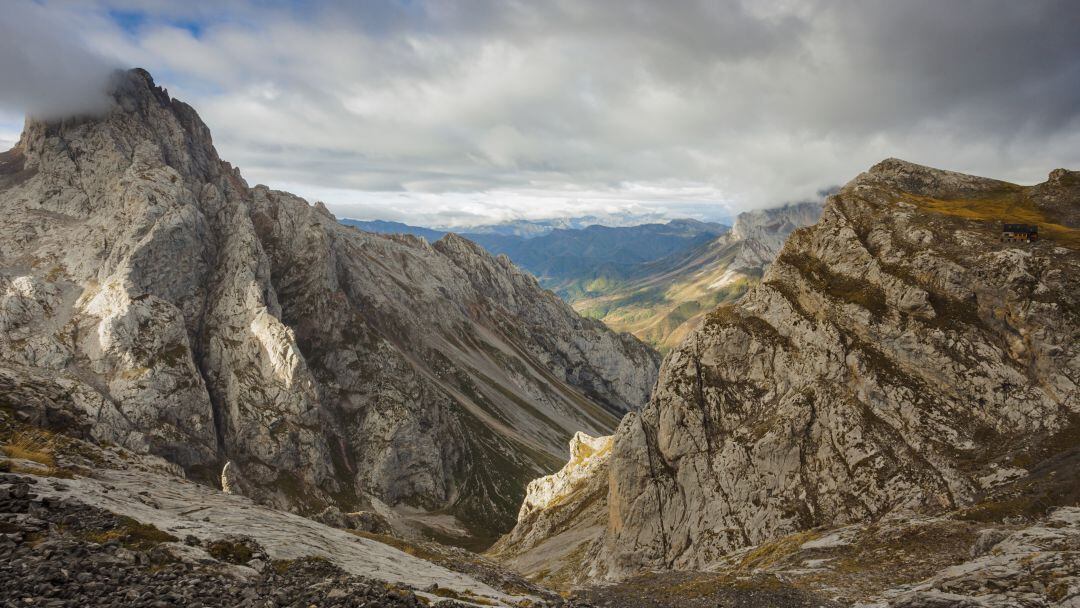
left=722, top=201, right=824, bottom=272
left=0, top=69, right=659, bottom=542
left=498, top=159, right=1079, bottom=586
left=597, top=160, right=1079, bottom=577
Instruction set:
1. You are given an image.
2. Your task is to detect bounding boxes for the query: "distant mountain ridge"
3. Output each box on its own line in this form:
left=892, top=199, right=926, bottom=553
left=342, top=214, right=726, bottom=241
left=345, top=208, right=819, bottom=352
left=339, top=219, right=447, bottom=242
left=450, top=214, right=729, bottom=238
left=570, top=202, right=821, bottom=351
left=342, top=217, right=730, bottom=299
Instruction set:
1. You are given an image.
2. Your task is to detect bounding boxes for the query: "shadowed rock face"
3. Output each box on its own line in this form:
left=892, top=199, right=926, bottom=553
left=0, top=69, right=659, bottom=545
left=496, top=159, right=1079, bottom=589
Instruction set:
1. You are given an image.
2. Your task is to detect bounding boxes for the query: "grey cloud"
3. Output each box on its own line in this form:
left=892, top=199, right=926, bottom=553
left=3, top=0, right=1079, bottom=225
left=0, top=1, right=119, bottom=119
left=801, top=0, right=1080, bottom=136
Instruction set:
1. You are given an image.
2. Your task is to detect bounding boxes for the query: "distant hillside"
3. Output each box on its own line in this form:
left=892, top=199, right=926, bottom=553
left=342, top=218, right=730, bottom=301
left=572, top=203, right=822, bottom=351
left=472, top=220, right=729, bottom=298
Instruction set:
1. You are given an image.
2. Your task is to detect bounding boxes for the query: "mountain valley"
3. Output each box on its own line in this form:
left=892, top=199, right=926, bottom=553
left=348, top=205, right=821, bottom=352
left=571, top=203, right=821, bottom=351
left=1, top=68, right=1078, bottom=608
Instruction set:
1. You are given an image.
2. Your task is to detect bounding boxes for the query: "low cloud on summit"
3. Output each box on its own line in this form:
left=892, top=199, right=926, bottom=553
left=1, top=0, right=1078, bottom=225
left=0, top=2, right=118, bottom=120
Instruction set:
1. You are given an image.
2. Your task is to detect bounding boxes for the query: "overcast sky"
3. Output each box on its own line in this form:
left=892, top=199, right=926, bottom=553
left=1, top=0, right=1079, bottom=227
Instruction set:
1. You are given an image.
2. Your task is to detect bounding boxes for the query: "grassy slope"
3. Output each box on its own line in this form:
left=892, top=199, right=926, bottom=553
left=570, top=239, right=756, bottom=352
left=902, top=187, right=1079, bottom=249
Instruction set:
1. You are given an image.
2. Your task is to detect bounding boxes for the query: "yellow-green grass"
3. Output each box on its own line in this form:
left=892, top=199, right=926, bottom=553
left=427, top=586, right=497, bottom=605
left=82, top=515, right=178, bottom=548
left=902, top=191, right=1080, bottom=249
left=0, top=428, right=73, bottom=478
left=737, top=529, right=821, bottom=571
left=575, top=273, right=753, bottom=352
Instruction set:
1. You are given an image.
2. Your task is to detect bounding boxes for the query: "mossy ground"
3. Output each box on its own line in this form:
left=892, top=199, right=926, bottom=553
left=346, top=529, right=548, bottom=598
left=777, top=251, right=888, bottom=316
left=737, top=530, right=821, bottom=571
left=427, top=586, right=497, bottom=605
left=206, top=539, right=257, bottom=564
left=571, top=570, right=838, bottom=608
left=81, top=515, right=178, bottom=549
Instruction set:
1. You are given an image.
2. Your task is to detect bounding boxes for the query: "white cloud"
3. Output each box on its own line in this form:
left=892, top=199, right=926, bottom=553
left=2, top=0, right=1078, bottom=225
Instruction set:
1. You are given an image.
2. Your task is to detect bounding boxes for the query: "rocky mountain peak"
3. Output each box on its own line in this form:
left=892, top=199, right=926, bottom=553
left=1048, top=167, right=1075, bottom=182
left=863, top=157, right=1013, bottom=198
left=0, top=68, right=659, bottom=547
left=112, top=67, right=172, bottom=108
left=435, top=231, right=490, bottom=257
left=728, top=201, right=822, bottom=244
left=496, top=159, right=1079, bottom=601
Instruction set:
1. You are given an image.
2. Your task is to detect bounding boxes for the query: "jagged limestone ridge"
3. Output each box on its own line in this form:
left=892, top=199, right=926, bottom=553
left=496, top=159, right=1079, bottom=590
left=0, top=68, right=660, bottom=545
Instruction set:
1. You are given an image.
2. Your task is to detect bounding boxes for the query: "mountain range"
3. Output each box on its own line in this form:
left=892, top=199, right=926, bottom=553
left=1, top=68, right=1078, bottom=608
left=572, top=203, right=821, bottom=350
left=345, top=213, right=729, bottom=240
left=344, top=209, right=822, bottom=351
left=341, top=217, right=730, bottom=300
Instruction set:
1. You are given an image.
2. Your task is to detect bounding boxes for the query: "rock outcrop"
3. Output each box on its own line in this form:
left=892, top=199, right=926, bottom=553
left=0, top=68, right=659, bottom=545
left=498, top=160, right=1080, bottom=596
left=487, top=432, right=613, bottom=584
left=721, top=201, right=824, bottom=271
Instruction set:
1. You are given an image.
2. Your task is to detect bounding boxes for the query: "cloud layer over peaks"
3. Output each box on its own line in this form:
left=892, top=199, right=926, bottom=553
left=2, top=1, right=1079, bottom=224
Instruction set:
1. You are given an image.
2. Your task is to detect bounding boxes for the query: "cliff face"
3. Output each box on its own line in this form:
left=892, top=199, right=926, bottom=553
left=601, top=160, right=1079, bottom=575
left=721, top=201, right=824, bottom=271
left=486, top=432, right=613, bottom=584
left=497, top=160, right=1080, bottom=592
left=0, top=69, right=659, bottom=545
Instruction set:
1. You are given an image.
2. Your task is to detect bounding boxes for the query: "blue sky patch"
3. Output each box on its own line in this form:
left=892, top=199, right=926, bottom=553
left=108, top=9, right=204, bottom=38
